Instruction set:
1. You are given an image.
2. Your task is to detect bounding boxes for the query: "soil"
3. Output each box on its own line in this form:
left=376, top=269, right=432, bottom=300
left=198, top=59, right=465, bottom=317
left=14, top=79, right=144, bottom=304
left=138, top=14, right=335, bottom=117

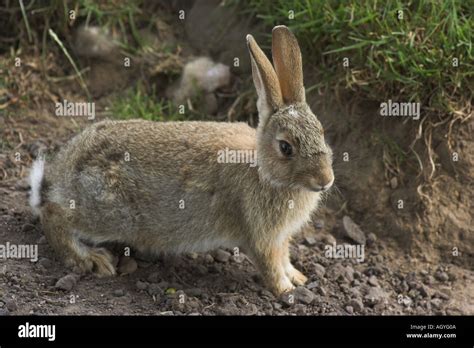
left=0, top=0, right=472, bottom=316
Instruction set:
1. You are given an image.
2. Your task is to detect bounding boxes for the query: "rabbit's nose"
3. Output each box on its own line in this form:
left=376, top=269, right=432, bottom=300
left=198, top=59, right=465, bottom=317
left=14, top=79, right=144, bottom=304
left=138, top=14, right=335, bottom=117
left=309, top=177, right=334, bottom=192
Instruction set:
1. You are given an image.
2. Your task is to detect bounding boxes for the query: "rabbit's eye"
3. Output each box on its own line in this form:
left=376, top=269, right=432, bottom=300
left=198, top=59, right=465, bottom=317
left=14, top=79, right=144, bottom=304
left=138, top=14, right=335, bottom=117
left=279, top=140, right=293, bottom=156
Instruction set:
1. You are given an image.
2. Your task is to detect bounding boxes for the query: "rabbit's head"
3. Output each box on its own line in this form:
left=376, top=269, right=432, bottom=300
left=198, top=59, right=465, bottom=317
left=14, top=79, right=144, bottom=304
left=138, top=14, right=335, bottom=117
left=247, top=26, right=334, bottom=192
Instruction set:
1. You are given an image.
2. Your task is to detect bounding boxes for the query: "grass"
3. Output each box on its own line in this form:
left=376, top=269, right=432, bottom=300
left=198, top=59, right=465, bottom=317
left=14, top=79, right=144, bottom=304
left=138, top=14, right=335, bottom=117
left=243, top=0, right=473, bottom=120
left=111, top=85, right=183, bottom=121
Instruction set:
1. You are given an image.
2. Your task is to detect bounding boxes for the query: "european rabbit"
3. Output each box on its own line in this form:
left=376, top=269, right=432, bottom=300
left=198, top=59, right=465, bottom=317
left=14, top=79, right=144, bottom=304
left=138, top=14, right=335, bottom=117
left=29, top=26, right=334, bottom=294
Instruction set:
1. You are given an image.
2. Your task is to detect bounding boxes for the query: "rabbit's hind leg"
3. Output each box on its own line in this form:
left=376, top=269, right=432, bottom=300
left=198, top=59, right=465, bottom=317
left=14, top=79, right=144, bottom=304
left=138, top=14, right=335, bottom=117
left=41, top=202, right=115, bottom=277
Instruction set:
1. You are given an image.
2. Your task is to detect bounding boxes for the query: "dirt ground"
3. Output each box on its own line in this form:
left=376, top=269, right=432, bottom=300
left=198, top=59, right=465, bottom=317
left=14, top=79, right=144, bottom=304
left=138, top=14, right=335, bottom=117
left=0, top=1, right=472, bottom=316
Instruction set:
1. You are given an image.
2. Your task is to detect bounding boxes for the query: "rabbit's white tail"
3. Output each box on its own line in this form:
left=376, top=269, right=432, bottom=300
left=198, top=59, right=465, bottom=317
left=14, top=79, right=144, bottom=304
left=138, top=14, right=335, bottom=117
left=29, top=158, right=45, bottom=216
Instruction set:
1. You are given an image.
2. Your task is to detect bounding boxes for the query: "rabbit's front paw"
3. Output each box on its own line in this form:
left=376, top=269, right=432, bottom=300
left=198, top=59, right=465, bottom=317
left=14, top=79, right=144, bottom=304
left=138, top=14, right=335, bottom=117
left=272, top=276, right=295, bottom=295
left=286, top=266, right=308, bottom=286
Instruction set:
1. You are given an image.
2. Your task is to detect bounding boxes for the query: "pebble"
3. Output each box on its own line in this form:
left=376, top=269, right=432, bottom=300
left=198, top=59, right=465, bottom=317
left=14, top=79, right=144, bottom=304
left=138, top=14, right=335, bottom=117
left=306, top=281, right=318, bottom=290
left=136, top=281, right=148, bottom=290
left=5, top=299, right=17, bottom=312
left=366, top=233, right=377, bottom=246
left=368, top=275, right=379, bottom=287
left=304, top=236, right=317, bottom=246
left=431, top=298, right=443, bottom=309
left=434, top=271, right=449, bottom=282
left=55, top=274, right=78, bottom=292
left=349, top=298, right=364, bottom=312
left=341, top=216, right=366, bottom=245
left=147, top=284, right=162, bottom=296
left=345, top=305, right=354, bottom=314
left=21, top=223, right=36, bottom=233
left=147, top=272, right=160, bottom=283
left=113, top=289, right=125, bottom=297
left=316, top=286, right=327, bottom=296
left=390, top=177, right=398, bottom=189
left=0, top=308, right=9, bottom=316
left=364, top=287, right=388, bottom=306
left=38, top=258, right=52, bottom=269
left=118, top=256, right=138, bottom=275
left=280, top=292, right=295, bottom=307
left=423, top=275, right=436, bottom=285
left=419, top=284, right=433, bottom=298
left=195, top=265, right=208, bottom=275
left=294, top=286, right=315, bottom=305
left=214, top=249, right=231, bottom=263
left=187, top=252, right=199, bottom=260
left=186, top=288, right=203, bottom=297
left=204, top=254, right=214, bottom=263
left=314, top=263, right=326, bottom=278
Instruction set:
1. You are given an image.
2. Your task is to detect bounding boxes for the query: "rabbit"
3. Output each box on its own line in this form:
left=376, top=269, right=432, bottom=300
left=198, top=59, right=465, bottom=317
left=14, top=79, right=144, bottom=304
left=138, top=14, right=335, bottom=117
left=29, top=25, right=334, bottom=295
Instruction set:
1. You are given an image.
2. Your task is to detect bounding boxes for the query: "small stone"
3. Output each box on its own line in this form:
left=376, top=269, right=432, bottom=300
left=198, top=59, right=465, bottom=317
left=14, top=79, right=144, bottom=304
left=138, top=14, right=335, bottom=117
left=345, top=305, right=354, bottom=314
left=147, top=284, right=163, bottom=296
left=186, top=288, right=203, bottom=297
left=314, top=263, right=326, bottom=278
left=273, top=302, right=282, bottom=310
left=436, top=290, right=451, bottom=300
left=280, top=292, right=295, bottom=307
left=195, top=265, right=208, bottom=275
left=390, top=177, right=398, bottom=189
left=188, top=252, right=199, bottom=260
left=304, top=236, right=317, bottom=246
left=113, top=289, right=125, bottom=297
left=317, top=286, right=327, bottom=296
left=368, top=275, right=379, bottom=287
left=341, top=216, right=366, bottom=245
left=434, top=271, right=449, bottom=282
left=349, top=298, right=364, bottom=312
left=204, top=254, right=214, bottom=263
left=136, top=281, right=148, bottom=290
left=118, top=256, right=138, bottom=275
left=15, top=179, right=30, bottom=191
left=366, top=233, right=377, bottom=246
left=419, top=284, right=433, bottom=298
left=431, top=298, right=443, bottom=309
left=38, top=258, right=52, bottom=269
left=423, top=275, right=435, bottom=285
left=55, top=274, right=78, bottom=292
left=231, top=253, right=245, bottom=263
left=214, top=249, right=231, bottom=263
left=5, top=299, right=17, bottom=312
left=147, top=272, right=160, bottom=283
left=21, top=223, right=36, bottom=233
left=294, top=286, right=315, bottom=305
left=364, top=287, right=388, bottom=306
left=0, top=308, right=9, bottom=316
left=306, top=281, right=318, bottom=290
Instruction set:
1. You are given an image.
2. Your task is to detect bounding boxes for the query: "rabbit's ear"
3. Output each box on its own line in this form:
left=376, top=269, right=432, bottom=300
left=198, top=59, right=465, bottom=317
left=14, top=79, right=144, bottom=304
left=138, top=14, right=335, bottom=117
left=272, top=25, right=305, bottom=104
left=247, top=34, right=283, bottom=125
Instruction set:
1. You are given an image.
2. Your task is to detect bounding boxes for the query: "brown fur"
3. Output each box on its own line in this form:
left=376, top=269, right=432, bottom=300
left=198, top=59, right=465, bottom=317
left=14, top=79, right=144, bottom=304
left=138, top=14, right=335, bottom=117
left=32, top=26, right=334, bottom=294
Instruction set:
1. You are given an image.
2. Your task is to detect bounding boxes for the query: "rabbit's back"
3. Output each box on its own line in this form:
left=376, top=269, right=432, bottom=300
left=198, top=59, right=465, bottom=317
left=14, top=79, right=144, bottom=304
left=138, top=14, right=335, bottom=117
left=45, top=120, right=258, bottom=253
